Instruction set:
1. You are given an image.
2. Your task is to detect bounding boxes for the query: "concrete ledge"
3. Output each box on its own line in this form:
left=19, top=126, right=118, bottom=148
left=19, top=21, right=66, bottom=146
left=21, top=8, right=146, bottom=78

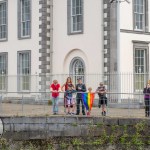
left=1, top=116, right=150, bottom=140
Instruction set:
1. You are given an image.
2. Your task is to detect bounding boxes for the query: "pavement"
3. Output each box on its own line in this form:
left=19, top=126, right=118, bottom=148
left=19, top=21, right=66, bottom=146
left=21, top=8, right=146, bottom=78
left=0, top=103, right=147, bottom=118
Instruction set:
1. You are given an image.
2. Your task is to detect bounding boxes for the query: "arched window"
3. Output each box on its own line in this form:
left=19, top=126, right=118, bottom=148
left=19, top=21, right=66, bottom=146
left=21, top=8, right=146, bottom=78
left=70, top=57, right=85, bottom=84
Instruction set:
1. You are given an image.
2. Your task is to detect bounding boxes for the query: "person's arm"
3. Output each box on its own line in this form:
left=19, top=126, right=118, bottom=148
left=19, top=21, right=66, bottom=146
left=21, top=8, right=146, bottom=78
left=58, top=84, right=61, bottom=92
left=82, top=84, right=86, bottom=92
left=95, top=87, right=99, bottom=93
left=50, top=85, right=54, bottom=93
left=72, top=90, right=77, bottom=93
left=61, top=84, right=65, bottom=91
left=103, top=86, right=107, bottom=94
left=76, top=84, right=78, bottom=91
left=72, top=84, right=75, bottom=89
left=143, top=88, right=146, bottom=94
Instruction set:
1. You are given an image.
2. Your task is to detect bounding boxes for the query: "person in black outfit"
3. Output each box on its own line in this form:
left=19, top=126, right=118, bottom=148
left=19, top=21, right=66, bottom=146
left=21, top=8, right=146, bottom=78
left=96, top=82, right=107, bottom=116
left=76, top=78, right=86, bottom=115
left=143, top=83, right=150, bottom=117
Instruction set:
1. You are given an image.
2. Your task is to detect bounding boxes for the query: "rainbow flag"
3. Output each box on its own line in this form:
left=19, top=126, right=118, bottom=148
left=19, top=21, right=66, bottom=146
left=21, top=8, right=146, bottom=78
left=82, top=93, right=95, bottom=111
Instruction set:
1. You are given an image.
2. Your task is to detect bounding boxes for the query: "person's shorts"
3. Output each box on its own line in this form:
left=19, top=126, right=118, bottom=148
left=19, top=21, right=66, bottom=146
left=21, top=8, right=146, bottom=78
left=64, top=96, right=76, bottom=107
left=98, top=96, right=107, bottom=107
left=66, top=97, right=75, bottom=106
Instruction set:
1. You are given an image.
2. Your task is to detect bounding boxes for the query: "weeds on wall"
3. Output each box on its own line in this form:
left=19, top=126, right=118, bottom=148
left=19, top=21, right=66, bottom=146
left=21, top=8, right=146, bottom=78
left=0, top=121, right=149, bottom=150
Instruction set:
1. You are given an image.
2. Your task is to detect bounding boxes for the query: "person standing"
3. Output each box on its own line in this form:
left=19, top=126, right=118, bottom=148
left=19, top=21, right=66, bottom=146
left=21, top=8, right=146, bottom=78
left=76, top=78, right=86, bottom=115
left=61, top=77, right=75, bottom=109
left=96, top=82, right=107, bottom=116
left=50, top=80, right=61, bottom=115
left=65, top=85, right=76, bottom=115
left=143, top=83, right=150, bottom=117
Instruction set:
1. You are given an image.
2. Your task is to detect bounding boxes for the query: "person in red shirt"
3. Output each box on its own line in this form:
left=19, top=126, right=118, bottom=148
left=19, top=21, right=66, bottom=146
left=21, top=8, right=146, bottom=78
left=50, top=80, right=61, bottom=115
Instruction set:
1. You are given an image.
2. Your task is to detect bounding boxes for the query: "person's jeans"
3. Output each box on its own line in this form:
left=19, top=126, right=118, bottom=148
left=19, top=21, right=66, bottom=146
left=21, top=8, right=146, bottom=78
left=52, top=97, right=59, bottom=113
left=76, top=97, right=85, bottom=115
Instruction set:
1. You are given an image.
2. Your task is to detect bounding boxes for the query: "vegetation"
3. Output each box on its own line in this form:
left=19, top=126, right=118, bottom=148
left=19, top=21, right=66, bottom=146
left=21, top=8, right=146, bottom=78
left=0, top=121, right=149, bottom=150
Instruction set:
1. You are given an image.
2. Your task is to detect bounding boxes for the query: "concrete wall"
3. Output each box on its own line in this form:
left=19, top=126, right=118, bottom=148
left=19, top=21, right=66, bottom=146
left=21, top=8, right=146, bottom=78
left=1, top=116, right=150, bottom=140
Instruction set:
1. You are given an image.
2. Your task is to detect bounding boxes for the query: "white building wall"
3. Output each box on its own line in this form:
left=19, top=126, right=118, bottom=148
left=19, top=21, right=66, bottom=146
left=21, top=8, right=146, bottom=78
left=0, top=0, right=41, bottom=75
left=0, top=0, right=41, bottom=94
left=53, top=0, right=103, bottom=75
left=120, top=1, right=150, bottom=30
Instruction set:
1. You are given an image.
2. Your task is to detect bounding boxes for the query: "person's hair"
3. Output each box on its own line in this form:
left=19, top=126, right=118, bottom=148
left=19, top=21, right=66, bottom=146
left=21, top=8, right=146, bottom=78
left=100, top=82, right=103, bottom=85
left=53, top=80, right=58, bottom=83
left=88, top=87, right=92, bottom=91
left=146, top=83, right=150, bottom=87
left=66, top=77, right=72, bottom=84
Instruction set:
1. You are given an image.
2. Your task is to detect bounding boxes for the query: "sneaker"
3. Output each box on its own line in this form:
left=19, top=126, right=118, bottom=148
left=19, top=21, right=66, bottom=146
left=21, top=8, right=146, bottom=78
left=71, top=112, right=76, bottom=115
left=101, top=112, right=104, bottom=116
left=76, top=113, right=79, bottom=115
left=82, top=112, right=86, bottom=115
left=66, top=112, right=71, bottom=115
left=53, top=112, right=56, bottom=115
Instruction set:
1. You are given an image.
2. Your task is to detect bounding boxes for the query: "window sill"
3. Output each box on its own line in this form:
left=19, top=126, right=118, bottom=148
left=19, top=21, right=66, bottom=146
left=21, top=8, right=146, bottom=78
left=68, top=31, right=83, bottom=35
left=18, top=36, right=31, bottom=40
left=134, top=29, right=144, bottom=32
left=0, top=38, right=7, bottom=42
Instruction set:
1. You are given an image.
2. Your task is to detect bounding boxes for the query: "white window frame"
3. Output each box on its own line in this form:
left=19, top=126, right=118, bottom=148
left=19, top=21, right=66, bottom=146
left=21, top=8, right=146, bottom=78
left=18, top=51, right=31, bottom=91
left=134, top=0, right=145, bottom=31
left=0, top=53, right=7, bottom=91
left=134, top=48, right=147, bottom=92
left=70, top=57, right=85, bottom=85
left=21, top=0, right=31, bottom=38
left=0, top=1, right=7, bottom=40
left=71, top=0, right=82, bottom=33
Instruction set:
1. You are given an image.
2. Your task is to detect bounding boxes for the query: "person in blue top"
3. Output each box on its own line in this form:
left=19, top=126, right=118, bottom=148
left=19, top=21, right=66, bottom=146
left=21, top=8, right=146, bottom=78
left=65, top=85, right=76, bottom=115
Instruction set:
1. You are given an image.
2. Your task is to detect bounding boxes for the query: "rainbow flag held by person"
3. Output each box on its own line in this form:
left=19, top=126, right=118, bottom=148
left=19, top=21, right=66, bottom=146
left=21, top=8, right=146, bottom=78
left=82, top=93, right=95, bottom=111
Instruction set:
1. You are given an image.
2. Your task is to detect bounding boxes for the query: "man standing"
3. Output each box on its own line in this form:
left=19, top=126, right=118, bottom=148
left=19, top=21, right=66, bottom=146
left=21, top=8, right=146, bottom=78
left=76, top=78, right=86, bottom=115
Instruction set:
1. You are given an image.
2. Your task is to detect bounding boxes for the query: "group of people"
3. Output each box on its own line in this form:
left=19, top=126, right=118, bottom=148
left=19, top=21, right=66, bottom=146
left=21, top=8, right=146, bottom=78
left=50, top=77, right=150, bottom=117
left=50, top=77, right=107, bottom=116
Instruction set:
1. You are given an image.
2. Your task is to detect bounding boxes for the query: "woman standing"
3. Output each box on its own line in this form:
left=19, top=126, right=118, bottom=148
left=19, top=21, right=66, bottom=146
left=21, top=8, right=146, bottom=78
left=143, top=83, right=150, bottom=117
left=61, top=77, right=75, bottom=111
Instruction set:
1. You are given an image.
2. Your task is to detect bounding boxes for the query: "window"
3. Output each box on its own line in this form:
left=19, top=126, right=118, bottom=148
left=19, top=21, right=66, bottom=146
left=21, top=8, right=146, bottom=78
left=70, top=57, right=85, bottom=84
left=0, top=1, right=7, bottom=40
left=0, top=53, right=8, bottom=91
left=18, top=51, right=31, bottom=91
left=134, top=0, right=145, bottom=30
left=18, top=0, right=31, bottom=38
left=67, top=0, right=83, bottom=34
left=134, top=49, right=148, bottom=91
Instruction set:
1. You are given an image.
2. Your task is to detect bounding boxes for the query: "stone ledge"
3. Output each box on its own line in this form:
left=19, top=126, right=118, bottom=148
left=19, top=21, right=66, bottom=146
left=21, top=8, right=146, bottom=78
left=1, top=116, right=150, bottom=140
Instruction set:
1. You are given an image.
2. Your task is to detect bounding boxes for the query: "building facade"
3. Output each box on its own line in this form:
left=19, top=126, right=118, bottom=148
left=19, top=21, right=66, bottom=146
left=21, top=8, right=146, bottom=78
left=0, top=0, right=150, bottom=98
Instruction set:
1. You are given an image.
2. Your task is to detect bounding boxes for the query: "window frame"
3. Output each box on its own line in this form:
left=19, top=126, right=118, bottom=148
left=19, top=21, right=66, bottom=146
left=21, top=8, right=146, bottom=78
left=67, top=0, right=84, bottom=35
left=69, top=57, right=86, bottom=85
left=18, top=0, right=31, bottom=39
left=17, top=50, right=31, bottom=92
left=0, top=0, right=7, bottom=41
left=133, top=0, right=149, bottom=32
left=133, top=42, right=149, bottom=92
left=0, top=52, right=8, bottom=91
